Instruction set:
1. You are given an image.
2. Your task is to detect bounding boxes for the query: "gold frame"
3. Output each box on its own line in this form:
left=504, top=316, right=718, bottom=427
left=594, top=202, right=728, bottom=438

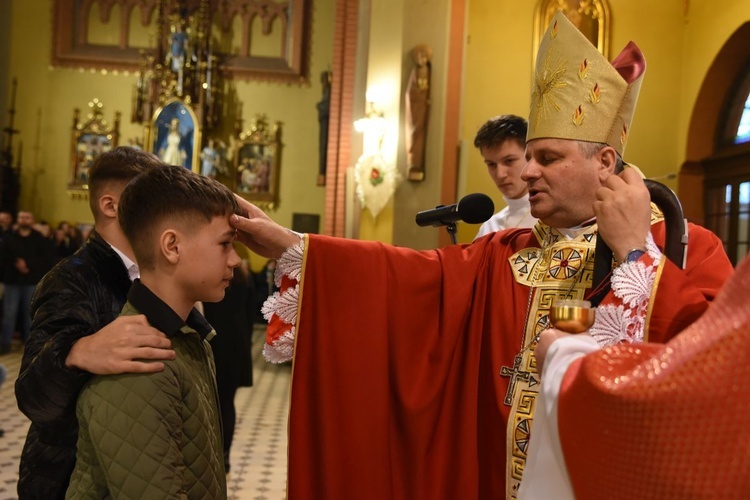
left=68, top=99, right=120, bottom=198
left=147, top=97, right=201, bottom=172
left=234, top=115, right=282, bottom=210
left=52, top=0, right=312, bottom=83
left=533, top=0, right=611, bottom=63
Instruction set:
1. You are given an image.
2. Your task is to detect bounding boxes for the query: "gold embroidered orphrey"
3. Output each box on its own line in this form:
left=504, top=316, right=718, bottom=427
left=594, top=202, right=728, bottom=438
left=503, top=205, right=664, bottom=498
left=504, top=222, right=597, bottom=499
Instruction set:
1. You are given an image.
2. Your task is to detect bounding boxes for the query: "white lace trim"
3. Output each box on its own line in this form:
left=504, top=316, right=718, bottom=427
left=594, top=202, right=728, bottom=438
left=261, top=285, right=300, bottom=324
left=645, top=232, right=661, bottom=261
left=590, top=233, right=662, bottom=347
left=263, top=236, right=305, bottom=364
left=263, top=326, right=296, bottom=364
left=275, top=234, right=305, bottom=287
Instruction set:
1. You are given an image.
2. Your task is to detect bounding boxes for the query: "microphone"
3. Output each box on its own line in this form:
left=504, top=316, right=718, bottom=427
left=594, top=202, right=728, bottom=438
left=415, top=193, right=495, bottom=227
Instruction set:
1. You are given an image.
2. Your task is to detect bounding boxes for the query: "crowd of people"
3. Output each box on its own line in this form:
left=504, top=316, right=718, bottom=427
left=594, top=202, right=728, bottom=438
left=0, top=8, right=747, bottom=500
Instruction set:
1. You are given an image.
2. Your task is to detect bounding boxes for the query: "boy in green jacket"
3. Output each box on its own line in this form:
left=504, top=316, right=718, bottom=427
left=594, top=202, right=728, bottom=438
left=66, top=166, right=241, bottom=499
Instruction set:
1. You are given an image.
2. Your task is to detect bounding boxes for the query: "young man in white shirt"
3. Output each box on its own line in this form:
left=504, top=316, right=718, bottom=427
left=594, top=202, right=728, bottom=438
left=473, top=115, right=536, bottom=239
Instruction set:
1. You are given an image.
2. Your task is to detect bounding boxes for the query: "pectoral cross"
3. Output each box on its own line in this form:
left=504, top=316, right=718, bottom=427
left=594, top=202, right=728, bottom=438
left=500, top=354, right=531, bottom=406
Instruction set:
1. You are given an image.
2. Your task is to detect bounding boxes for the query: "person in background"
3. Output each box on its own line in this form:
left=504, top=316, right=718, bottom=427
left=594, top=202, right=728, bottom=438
left=473, top=115, right=536, bottom=239
left=0, top=211, right=13, bottom=235
left=0, top=210, right=54, bottom=354
left=53, top=222, right=80, bottom=261
left=0, top=363, right=6, bottom=437
left=203, top=257, right=256, bottom=473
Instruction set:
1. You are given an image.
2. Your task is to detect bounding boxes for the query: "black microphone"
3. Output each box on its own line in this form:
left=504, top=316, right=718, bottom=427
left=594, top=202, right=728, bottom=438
left=415, top=193, right=495, bottom=227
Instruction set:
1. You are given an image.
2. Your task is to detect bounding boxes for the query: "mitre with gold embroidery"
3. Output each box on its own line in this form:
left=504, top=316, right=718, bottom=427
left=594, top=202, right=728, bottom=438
left=528, top=10, right=646, bottom=156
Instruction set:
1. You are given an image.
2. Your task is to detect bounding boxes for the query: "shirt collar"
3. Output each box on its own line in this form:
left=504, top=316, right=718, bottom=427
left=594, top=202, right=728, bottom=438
left=127, top=279, right=214, bottom=340
left=108, top=242, right=140, bottom=281
left=503, top=192, right=530, bottom=212
left=557, top=217, right=597, bottom=240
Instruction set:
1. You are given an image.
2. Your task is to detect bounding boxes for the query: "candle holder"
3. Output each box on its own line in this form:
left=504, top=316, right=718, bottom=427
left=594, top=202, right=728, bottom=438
left=549, top=299, right=595, bottom=333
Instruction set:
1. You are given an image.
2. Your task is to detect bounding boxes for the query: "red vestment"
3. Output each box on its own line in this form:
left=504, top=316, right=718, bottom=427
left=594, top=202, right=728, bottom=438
left=558, top=253, right=750, bottom=499
left=274, top=221, right=731, bottom=499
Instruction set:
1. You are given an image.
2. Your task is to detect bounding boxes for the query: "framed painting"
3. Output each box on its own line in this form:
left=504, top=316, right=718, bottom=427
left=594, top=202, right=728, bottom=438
left=68, top=99, right=120, bottom=198
left=533, top=0, right=611, bottom=63
left=234, top=115, right=282, bottom=210
left=148, top=98, right=200, bottom=172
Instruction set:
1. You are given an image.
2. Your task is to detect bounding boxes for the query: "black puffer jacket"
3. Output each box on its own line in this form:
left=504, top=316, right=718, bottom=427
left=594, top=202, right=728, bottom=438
left=15, top=231, right=131, bottom=499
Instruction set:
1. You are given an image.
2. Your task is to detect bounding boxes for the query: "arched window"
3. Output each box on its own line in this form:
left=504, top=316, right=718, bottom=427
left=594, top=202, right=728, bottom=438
left=704, top=64, right=750, bottom=265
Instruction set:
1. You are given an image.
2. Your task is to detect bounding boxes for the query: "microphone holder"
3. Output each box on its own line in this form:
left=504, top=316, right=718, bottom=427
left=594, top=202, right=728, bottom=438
left=446, top=222, right=458, bottom=245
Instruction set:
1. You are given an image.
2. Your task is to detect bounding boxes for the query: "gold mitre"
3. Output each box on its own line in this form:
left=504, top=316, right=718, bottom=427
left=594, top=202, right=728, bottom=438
left=527, top=11, right=646, bottom=156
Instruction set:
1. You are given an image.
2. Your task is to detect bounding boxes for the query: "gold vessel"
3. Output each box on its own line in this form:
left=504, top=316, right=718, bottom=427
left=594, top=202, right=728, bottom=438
left=549, top=299, right=596, bottom=333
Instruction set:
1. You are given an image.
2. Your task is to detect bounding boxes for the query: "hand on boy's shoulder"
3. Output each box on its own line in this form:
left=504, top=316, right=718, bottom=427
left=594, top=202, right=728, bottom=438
left=65, top=315, right=176, bottom=375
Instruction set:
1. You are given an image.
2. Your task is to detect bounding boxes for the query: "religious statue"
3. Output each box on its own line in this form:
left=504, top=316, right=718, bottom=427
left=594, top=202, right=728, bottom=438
left=168, top=23, right=190, bottom=94
left=316, top=71, right=332, bottom=186
left=404, top=44, right=431, bottom=182
left=160, top=118, right=187, bottom=166
left=168, top=23, right=189, bottom=74
left=200, top=138, right=220, bottom=177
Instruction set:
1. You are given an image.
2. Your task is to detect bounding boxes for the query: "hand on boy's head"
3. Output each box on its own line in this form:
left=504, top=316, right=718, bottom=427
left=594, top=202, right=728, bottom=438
left=231, top=195, right=299, bottom=259
left=65, top=315, right=176, bottom=375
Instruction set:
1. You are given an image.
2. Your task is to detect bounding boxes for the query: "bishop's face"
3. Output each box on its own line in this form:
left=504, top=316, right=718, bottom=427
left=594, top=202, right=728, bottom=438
left=522, top=138, right=612, bottom=228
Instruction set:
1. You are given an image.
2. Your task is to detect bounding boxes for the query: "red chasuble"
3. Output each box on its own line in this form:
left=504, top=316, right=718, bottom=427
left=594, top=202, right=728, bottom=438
left=276, top=220, right=730, bottom=499
left=558, top=252, right=750, bottom=498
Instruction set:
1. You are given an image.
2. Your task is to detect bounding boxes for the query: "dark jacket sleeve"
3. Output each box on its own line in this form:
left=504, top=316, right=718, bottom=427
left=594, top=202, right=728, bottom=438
left=15, top=265, right=95, bottom=425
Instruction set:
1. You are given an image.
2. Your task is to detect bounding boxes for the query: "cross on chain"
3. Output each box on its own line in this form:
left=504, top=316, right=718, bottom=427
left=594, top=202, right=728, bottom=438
left=500, top=353, right=532, bottom=406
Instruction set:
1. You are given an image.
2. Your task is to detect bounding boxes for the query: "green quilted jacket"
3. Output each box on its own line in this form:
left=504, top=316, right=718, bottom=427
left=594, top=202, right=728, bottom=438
left=66, top=281, right=227, bottom=499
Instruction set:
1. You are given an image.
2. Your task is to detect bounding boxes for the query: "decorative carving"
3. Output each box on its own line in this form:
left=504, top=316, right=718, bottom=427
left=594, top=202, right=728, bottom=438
left=68, top=98, right=121, bottom=198
left=52, top=0, right=311, bottom=83
left=234, top=114, right=282, bottom=210
left=532, top=0, right=611, bottom=63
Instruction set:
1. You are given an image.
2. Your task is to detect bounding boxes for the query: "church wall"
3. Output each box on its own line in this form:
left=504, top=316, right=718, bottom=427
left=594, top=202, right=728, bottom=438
left=4, top=0, right=333, bottom=269
left=356, top=0, right=403, bottom=245
left=677, top=0, right=750, bottom=160
left=0, top=0, right=12, bottom=137
left=389, top=0, right=453, bottom=250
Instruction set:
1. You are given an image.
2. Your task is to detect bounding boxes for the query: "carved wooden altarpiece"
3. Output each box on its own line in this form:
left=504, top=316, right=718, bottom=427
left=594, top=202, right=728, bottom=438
left=52, top=0, right=312, bottom=83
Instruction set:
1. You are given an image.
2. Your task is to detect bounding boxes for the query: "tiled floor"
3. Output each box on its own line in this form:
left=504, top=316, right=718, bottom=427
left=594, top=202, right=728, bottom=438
left=0, top=326, right=290, bottom=500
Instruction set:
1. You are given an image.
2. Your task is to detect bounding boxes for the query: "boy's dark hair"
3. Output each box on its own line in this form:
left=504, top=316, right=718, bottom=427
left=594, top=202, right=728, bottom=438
left=119, top=165, right=240, bottom=269
left=473, top=115, right=528, bottom=150
left=88, top=147, right=166, bottom=221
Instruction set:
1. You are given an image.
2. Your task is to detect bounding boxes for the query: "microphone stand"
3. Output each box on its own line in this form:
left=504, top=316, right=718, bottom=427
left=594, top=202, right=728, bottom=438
left=446, top=222, right=458, bottom=245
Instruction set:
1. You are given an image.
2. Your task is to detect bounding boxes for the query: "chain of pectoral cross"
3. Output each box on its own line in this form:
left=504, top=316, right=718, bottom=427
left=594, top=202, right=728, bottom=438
left=499, top=230, right=594, bottom=406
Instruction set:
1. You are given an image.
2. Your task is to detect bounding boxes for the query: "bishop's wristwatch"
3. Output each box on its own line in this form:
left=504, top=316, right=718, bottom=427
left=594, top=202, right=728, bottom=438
left=624, top=248, right=646, bottom=263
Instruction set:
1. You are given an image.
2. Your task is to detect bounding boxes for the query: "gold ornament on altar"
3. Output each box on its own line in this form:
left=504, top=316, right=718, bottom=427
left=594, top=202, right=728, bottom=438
left=528, top=10, right=646, bottom=156
left=132, top=0, right=223, bottom=158
left=68, top=99, right=121, bottom=198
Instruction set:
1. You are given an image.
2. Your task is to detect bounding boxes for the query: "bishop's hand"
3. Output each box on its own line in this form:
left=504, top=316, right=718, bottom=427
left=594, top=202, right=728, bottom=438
left=230, top=194, right=300, bottom=259
left=593, top=166, right=651, bottom=262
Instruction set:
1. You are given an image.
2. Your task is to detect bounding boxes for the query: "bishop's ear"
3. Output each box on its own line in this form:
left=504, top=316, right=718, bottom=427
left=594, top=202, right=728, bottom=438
left=160, top=229, right=181, bottom=264
left=598, top=146, right=618, bottom=180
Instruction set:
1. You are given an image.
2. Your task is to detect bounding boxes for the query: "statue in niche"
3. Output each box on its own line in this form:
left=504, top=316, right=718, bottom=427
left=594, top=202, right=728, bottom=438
left=200, top=138, right=220, bottom=178
left=404, top=44, right=431, bottom=182
left=168, top=22, right=189, bottom=73
left=316, top=71, right=332, bottom=186
left=160, top=118, right=187, bottom=166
